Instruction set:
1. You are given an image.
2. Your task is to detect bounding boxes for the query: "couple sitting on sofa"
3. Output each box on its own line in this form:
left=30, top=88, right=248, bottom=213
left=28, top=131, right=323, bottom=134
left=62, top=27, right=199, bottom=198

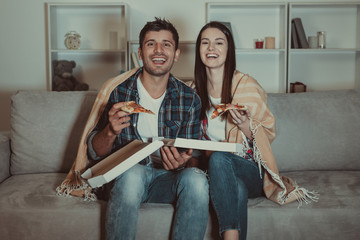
left=57, top=18, right=317, bottom=240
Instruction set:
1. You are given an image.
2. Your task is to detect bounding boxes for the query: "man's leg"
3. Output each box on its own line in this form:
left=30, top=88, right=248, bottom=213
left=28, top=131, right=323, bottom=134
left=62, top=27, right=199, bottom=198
left=106, top=164, right=151, bottom=240
left=146, top=168, right=209, bottom=240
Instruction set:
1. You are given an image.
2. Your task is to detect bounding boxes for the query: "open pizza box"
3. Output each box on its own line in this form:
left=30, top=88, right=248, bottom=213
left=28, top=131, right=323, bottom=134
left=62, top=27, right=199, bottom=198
left=82, top=138, right=242, bottom=188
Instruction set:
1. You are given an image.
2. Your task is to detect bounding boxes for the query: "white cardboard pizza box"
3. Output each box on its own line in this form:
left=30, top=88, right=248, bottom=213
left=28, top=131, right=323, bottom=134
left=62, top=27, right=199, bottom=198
left=161, top=137, right=242, bottom=153
left=82, top=138, right=242, bottom=188
left=81, top=140, right=164, bottom=188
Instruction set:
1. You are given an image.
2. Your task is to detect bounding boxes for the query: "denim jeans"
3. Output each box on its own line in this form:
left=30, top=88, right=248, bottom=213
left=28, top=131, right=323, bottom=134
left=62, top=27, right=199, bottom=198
left=208, top=152, right=264, bottom=240
left=106, top=164, right=209, bottom=240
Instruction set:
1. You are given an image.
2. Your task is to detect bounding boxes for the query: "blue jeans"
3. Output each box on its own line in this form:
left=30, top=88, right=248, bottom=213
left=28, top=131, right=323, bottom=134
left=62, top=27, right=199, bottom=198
left=208, top=152, right=264, bottom=240
left=106, top=164, right=209, bottom=240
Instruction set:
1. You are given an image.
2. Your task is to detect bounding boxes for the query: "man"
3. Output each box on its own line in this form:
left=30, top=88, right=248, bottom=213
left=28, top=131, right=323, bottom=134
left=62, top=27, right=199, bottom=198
left=87, top=18, right=209, bottom=240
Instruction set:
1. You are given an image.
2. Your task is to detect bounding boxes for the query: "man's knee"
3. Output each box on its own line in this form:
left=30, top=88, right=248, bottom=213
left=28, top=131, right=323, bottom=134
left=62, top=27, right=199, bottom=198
left=177, top=168, right=209, bottom=201
left=111, top=164, right=147, bottom=203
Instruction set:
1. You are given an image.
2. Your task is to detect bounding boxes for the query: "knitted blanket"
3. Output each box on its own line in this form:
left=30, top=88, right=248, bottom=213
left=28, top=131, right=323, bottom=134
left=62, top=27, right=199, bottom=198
left=56, top=68, right=139, bottom=200
left=226, top=70, right=318, bottom=205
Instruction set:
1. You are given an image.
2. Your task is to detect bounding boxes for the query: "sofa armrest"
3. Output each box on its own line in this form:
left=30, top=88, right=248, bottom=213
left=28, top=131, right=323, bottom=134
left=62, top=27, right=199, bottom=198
left=0, top=131, right=11, bottom=183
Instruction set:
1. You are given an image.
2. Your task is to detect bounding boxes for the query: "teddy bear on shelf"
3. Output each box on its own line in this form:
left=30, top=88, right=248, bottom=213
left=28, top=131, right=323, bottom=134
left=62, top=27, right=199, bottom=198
left=52, top=60, right=89, bottom=91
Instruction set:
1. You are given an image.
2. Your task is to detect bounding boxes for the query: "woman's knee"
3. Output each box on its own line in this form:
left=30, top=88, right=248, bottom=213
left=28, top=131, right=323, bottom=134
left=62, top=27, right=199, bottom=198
left=209, top=152, right=232, bottom=172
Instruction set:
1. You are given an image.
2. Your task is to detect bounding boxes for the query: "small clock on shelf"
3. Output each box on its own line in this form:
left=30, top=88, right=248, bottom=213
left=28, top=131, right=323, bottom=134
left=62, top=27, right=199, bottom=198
left=64, top=31, right=81, bottom=50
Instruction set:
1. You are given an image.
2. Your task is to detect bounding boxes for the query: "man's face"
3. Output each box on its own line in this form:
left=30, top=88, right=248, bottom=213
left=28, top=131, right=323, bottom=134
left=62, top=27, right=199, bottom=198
left=138, top=30, right=180, bottom=77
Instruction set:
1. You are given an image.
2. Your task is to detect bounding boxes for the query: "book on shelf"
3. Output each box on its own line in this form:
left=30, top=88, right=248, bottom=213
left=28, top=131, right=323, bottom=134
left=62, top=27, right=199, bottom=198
left=131, top=52, right=140, bottom=68
left=219, top=21, right=233, bottom=34
left=291, top=21, right=299, bottom=49
left=292, top=18, right=309, bottom=48
left=82, top=138, right=241, bottom=188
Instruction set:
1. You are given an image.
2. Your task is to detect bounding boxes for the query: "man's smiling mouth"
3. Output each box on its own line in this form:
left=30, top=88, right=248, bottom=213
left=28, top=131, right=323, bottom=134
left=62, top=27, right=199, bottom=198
left=152, top=57, right=167, bottom=63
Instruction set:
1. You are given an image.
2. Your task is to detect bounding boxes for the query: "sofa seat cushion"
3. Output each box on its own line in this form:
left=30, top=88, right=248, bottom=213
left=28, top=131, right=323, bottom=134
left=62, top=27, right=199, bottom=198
left=0, top=173, right=106, bottom=240
left=0, top=171, right=359, bottom=240
left=247, top=170, right=360, bottom=239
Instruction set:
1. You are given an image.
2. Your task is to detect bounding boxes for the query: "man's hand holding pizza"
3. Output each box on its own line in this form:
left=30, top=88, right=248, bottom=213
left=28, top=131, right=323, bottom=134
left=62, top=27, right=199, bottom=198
left=93, top=101, right=153, bottom=157
left=107, top=102, right=132, bottom=136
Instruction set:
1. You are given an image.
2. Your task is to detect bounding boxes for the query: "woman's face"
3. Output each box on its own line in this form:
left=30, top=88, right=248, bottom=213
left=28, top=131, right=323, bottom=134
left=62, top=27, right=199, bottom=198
left=199, top=27, right=228, bottom=70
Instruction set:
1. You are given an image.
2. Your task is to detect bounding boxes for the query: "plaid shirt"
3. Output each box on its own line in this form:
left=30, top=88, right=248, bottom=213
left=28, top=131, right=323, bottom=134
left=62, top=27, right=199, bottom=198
left=88, top=68, right=202, bottom=164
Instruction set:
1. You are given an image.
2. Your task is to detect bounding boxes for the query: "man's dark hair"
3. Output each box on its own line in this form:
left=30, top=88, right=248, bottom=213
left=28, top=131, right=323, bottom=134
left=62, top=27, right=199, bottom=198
left=139, top=17, right=179, bottom=50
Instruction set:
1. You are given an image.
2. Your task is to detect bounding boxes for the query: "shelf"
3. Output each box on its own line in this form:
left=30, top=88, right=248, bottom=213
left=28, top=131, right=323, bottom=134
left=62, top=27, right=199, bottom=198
left=289, top=48, right=360, bottom=53
left=46, top=3, right=128, bottom=91
left=288, top=2, right=360, bottom=92
left=236, top=48, right=286, bottom=54
left=289, top=3, right=360, bottom=49
left=50, top=49, right=127, bottom=54
left=207, top=3, right=287, bottom=49
left=206, top=2, right=287, bottom=93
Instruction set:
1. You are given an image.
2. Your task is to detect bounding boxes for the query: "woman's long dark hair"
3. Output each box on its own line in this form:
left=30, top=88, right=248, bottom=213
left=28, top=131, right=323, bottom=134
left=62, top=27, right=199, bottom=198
left=194, top=21, right=236, bottom=120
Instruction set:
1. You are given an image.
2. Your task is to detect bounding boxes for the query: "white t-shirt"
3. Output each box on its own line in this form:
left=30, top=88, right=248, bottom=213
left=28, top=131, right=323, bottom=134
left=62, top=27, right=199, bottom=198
left=136, top=77, right=165, bottom=166
left=206, top=95, right=226, bottom=141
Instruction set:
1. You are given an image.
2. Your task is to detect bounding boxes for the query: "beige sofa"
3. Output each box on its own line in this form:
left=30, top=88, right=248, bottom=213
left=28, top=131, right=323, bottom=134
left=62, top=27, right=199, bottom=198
left=0, top=89, right=359, bottom=240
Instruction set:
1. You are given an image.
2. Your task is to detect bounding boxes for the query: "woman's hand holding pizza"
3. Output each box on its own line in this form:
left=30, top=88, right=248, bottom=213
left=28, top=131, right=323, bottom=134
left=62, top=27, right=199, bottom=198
left=228, top=104, right=253, bottom=140
left=228, top=104, right=250, bottom=127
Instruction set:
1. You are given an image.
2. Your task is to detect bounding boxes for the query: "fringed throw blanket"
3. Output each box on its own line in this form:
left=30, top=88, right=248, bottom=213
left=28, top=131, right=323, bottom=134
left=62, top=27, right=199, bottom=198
left=56, top=68, right=140, bottom=200
left=226, top=70, right=318, bottom=205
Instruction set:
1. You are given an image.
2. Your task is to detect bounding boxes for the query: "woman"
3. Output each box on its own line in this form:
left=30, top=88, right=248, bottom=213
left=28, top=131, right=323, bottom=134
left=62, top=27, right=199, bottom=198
left=194, top=22, right=317, bottom=240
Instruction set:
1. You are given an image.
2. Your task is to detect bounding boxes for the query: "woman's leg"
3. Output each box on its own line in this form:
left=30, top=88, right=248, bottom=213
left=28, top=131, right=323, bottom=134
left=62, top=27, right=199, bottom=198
left=209, top=152, right=264, bottom=240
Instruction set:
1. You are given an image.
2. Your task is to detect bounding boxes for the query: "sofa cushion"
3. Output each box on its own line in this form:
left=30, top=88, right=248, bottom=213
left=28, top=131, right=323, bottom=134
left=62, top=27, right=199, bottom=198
left=268, top=90, right=360, bottom=172
left=0, top=171, right=359, bottom=240
left=0, top=131, right=10, bottom=183
left=10, top=91, right=97, bottom=175
left=0, top=173, right=106, bottom=240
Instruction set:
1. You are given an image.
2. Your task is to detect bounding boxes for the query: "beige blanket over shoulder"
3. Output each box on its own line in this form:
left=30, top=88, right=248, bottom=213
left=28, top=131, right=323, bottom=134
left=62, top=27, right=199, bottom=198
left=226, top=70, right=318, bottom=205
left=56, top=68, right=139, bottom=200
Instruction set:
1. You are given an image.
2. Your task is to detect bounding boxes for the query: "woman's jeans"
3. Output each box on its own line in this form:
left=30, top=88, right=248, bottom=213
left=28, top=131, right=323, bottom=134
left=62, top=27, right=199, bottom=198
left=209, top=152, right=264, bottom=240
left=106, top=164, right=209, bottom=240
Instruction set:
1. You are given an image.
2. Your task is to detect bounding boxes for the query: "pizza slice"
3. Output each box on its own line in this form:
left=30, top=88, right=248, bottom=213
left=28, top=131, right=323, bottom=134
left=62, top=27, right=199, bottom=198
left=120, top=101, right=154, bottom=115
left=210, top=103, right=248, bottom=119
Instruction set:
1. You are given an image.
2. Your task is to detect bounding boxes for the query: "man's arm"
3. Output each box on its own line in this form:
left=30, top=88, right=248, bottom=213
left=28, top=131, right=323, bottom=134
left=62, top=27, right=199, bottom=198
left=92, top=102, right=131, bottom=157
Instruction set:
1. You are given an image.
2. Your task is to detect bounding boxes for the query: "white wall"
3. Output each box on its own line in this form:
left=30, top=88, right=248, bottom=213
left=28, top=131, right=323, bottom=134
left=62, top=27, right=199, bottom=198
left=0, top=0, right=355, bottom=130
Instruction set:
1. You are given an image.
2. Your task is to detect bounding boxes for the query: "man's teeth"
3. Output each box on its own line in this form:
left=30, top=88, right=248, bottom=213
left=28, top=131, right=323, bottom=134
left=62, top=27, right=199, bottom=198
left=153, top=57, right=166, bottom=62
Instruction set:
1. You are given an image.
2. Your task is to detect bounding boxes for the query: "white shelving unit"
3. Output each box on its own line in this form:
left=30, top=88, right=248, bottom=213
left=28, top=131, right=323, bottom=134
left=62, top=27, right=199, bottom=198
left=127, top=41, right=196, bottom=82
left=46, top=3, right=128, bottom=91
left=288, top=2, right=360, bottom=92
left=206, top=2, right=288, bottom=93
